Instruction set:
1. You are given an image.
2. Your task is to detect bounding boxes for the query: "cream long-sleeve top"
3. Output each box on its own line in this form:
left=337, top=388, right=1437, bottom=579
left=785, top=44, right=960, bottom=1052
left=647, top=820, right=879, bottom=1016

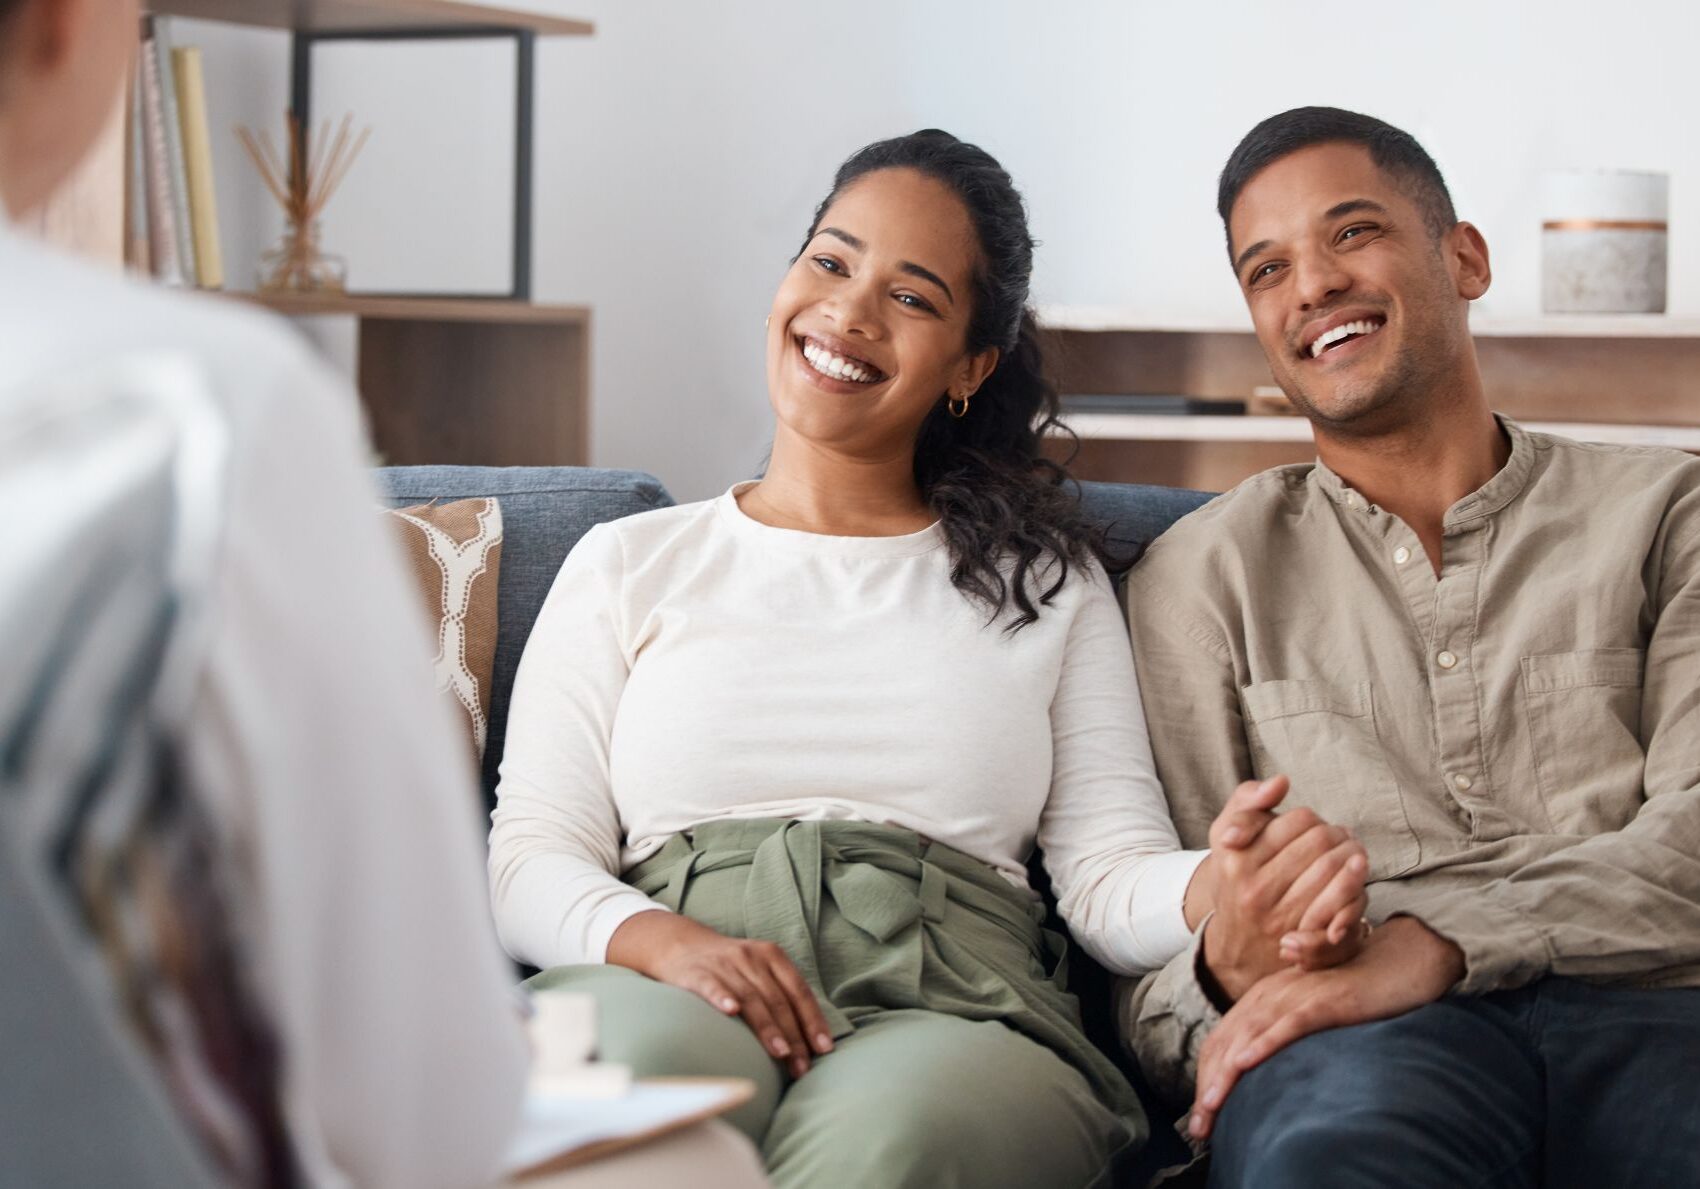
left=489, top=483, right=1206, bottom=976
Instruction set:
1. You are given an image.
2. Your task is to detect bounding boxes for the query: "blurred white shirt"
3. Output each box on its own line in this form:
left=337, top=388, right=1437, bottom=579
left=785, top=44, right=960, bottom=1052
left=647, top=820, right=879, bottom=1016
left=0, top=217, right=528, bottom=1189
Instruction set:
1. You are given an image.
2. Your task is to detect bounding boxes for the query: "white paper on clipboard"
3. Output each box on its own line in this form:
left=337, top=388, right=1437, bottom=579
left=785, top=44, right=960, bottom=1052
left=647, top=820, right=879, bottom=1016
left=503, top=1078, right=753, bottom=1179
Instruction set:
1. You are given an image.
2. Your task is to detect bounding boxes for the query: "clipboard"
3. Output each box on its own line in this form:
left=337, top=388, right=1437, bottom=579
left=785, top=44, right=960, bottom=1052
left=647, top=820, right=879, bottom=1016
left=505, top=1076, right=756, bottom=1180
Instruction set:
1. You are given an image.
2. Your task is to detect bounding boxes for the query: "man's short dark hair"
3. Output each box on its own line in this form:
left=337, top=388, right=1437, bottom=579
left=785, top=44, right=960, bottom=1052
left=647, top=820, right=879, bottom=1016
left=1217, top=106, right=1458, bottom=252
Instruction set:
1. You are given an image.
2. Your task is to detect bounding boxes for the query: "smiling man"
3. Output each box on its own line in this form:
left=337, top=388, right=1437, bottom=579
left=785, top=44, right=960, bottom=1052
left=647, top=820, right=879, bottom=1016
left=1118, top=107, right=1700, bottom=1187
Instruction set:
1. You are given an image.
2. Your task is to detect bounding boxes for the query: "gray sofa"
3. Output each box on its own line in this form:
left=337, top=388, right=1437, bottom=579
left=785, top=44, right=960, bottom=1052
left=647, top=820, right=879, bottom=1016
left=374, top=465, right=1215, bottom=1179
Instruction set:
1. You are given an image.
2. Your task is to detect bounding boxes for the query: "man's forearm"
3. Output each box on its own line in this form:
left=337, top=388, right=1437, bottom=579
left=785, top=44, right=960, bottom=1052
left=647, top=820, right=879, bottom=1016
left=1384, top=788, right=1700, bottom=996
left=1185, top=917, right=1464, bottom=1142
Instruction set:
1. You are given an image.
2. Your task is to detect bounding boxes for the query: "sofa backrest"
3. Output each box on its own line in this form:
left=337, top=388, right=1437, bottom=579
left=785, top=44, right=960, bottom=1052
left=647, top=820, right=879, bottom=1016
left=1077, top=480, right=1215, bottom=571
left=375, top=466, right=676, bottom=798
left=374, top=467, right=1213, bottom=804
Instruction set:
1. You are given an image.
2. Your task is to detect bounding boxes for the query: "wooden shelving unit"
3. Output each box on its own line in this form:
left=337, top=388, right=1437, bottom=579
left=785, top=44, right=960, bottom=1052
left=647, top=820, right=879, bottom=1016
left=1040, top=305, right=1700, bottom=490
left=29, top=1, right=597, bottom=467
left=237, top=294, right=591, bottom=466
left=1040, top=306, right=1700, bottom=339
left=1061, top=414, right=1700, bottom=449
left=243, top=294, right=590, bottom=323
left=199, top=0, right=596, bottom=466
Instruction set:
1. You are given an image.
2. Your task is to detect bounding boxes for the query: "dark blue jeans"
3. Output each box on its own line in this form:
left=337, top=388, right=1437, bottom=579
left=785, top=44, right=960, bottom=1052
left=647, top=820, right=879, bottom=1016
left=1208, top=978, right=1700, bottom=1188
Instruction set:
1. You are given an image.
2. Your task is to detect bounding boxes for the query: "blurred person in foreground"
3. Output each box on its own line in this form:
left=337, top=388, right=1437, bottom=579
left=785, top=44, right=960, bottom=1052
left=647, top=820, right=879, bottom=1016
left=0, top=0, right=536, bottom=1184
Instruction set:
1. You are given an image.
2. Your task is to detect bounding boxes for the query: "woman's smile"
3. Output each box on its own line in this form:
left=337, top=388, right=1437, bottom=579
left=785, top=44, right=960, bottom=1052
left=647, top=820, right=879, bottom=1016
left=793, top=332, right=889, bottom=392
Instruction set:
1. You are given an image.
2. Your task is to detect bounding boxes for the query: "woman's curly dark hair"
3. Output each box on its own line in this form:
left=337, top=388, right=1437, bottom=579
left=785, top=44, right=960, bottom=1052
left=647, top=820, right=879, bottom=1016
left=800, top=129, right=1104, bottom=632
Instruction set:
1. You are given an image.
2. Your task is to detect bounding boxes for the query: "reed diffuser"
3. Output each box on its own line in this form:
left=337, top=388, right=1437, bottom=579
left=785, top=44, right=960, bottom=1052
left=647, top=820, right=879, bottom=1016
left=238, top=112, right=370, bottom=294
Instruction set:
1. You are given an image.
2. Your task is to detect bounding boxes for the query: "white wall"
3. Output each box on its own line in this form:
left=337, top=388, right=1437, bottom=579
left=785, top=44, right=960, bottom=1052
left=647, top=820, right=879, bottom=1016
left=904, top=0, right=1700, bottom=323
left=183, top=0, right=1700, bottom=500
left=528, top=0, right=926, bottom=495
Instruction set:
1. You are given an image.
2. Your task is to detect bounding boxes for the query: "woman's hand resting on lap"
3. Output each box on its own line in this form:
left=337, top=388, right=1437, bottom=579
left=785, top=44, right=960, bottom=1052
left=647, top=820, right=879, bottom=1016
left=607, top=910, right=835, bottom=1079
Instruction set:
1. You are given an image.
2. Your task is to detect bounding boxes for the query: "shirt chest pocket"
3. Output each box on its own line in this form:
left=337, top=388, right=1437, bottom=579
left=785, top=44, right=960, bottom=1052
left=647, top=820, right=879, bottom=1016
left=1521, top=649, right=1645, bottom=835
left=1239, top=679, right=1421, bottom=880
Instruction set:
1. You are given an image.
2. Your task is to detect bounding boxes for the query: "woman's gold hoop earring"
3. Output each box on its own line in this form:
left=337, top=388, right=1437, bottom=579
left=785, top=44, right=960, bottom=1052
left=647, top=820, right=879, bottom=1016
left=947, top=394, right=970, bottom=419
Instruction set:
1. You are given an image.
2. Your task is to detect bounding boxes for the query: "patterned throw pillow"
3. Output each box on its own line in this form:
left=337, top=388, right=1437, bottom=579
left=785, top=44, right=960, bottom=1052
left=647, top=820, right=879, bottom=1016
left=385, top=498, right=503, bottom=759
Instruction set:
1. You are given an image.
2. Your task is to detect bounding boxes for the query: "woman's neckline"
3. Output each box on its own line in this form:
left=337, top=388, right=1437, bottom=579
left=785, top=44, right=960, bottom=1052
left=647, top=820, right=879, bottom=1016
left=717, top=481, right=945, bottom=558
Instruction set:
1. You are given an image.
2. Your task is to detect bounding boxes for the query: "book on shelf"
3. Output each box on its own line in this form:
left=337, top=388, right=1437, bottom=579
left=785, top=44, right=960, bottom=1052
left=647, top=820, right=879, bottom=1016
left=135, top=25, right=185, bottom=285
left=128, top=17, right=223, bottom=291
left=150, top=17, right=198, bottom=285
left=1058, top=394, right=1249, bottom=416
left=125, top=64, right=151, bottom=275
left=172, top=46, right=223, bottom=289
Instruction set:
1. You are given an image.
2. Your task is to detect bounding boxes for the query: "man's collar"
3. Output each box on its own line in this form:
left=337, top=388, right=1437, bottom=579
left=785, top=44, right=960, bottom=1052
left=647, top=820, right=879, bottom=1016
left=1446, top=415, right=1539, bottom=526
left=1310, top=414, right=1538, bottom=524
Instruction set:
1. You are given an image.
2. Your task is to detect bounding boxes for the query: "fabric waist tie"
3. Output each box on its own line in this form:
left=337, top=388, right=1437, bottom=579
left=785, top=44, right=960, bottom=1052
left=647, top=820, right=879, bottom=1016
left=629, top=819, right=1050, bottom=1039
left=618, top=815, right=1142, bottom=1138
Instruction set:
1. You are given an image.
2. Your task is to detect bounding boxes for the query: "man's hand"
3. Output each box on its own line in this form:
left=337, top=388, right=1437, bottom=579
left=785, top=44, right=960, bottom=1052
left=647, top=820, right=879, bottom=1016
left=1188, top=916, right=1466, bottom=1141
left=1199, top=776, right=1372, bottom=1002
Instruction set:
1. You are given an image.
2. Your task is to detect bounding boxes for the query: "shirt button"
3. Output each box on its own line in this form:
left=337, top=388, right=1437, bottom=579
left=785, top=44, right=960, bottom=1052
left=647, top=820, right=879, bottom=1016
left=1452, top=773, right=1474, bottom=792
left=1437, top=650, right=1458, bottom=669
left=1393, top=546, right=1411, bottom=565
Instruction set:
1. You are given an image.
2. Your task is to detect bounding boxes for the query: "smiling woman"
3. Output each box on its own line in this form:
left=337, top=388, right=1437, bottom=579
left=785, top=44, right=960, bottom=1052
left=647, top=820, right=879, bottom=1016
left=490, top=129, right=1209, bottom=1189
left=757, top=129, right=1108, bottom=631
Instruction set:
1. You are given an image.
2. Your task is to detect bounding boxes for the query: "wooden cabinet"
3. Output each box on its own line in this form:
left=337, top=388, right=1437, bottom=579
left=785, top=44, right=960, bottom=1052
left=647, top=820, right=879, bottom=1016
left=247, top=295, right=590, bottom=465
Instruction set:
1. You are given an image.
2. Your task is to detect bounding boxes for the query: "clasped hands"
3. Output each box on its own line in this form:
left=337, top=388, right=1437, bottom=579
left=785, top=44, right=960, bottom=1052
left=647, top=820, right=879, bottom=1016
left=1184, top=775, right=1464, bottom=1143
left=1187, top=774, right=1372, bottom=998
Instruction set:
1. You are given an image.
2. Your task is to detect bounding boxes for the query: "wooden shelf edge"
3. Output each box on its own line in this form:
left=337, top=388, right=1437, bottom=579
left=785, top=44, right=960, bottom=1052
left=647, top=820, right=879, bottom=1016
left=1038, top=304, right=1700, bottom=340
left=225, top=291, right=590, bottom=324
left=1037, top=307, right=1254, bottom=335
left=1056, top=413, right=1700, bottom=451
left=150, top=0, right=594, bottom=36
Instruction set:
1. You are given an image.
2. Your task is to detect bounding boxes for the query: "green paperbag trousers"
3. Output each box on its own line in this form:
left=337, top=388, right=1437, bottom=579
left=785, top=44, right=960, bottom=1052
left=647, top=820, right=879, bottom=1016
left=528, top=819, right=1147, bottom=1189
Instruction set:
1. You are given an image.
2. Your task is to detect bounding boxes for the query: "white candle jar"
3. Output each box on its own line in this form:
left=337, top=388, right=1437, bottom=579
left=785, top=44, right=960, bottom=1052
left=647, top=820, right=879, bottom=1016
left=1541, top=170, right=1668, bottom=314
left=528, top=990, right=598, bottom=1075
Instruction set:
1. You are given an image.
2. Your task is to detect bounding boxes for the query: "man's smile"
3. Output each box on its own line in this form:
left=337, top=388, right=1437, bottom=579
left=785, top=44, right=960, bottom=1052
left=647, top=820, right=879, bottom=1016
left=1300, top=311, right=1387, bottom=360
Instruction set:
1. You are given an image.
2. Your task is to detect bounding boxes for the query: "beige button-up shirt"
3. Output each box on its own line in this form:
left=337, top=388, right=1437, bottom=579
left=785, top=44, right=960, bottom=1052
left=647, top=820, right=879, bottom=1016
left=1120, top=417, right=1700, bottom=1104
